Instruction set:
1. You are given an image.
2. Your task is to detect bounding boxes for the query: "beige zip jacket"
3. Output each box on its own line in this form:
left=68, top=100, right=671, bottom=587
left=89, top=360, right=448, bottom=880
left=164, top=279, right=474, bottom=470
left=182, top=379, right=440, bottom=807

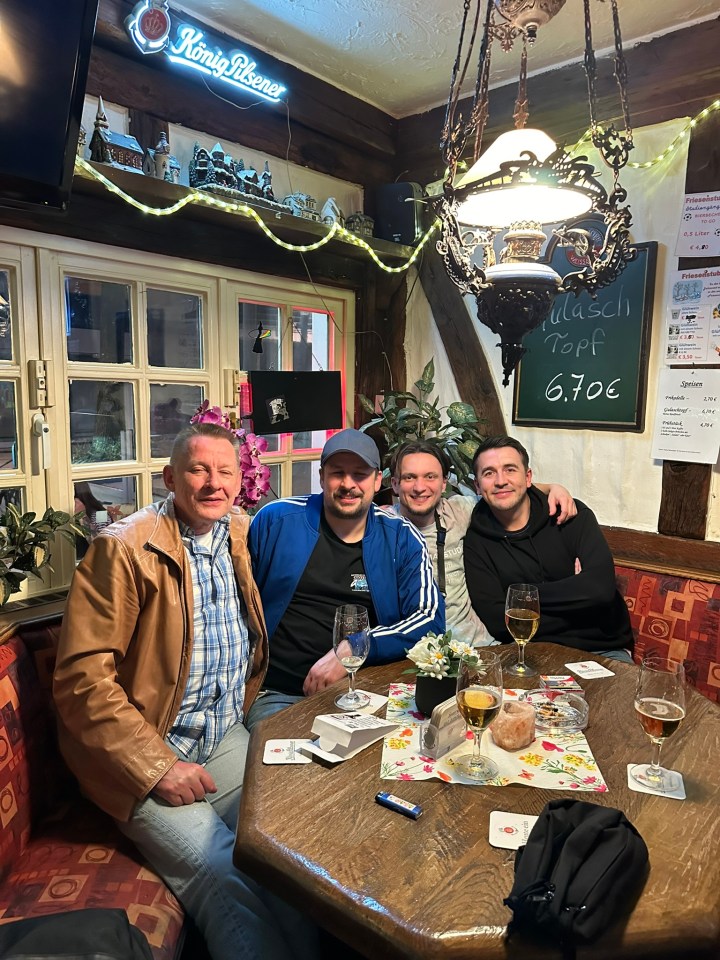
left=53, top=499, right=267, bottom=821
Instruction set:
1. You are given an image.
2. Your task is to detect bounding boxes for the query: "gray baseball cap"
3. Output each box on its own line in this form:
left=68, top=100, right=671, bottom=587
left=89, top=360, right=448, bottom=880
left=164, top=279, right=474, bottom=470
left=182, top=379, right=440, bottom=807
left=320, top=429, right=381, bottom=470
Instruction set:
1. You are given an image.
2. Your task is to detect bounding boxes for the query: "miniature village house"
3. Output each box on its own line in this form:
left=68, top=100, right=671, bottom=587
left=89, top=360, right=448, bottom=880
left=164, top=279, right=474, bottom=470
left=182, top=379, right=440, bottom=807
left=143, top=132, right=181, bottom=183
left=346, top=212, right=374, bottom=238
left=89, top=97, right=144, bottom=173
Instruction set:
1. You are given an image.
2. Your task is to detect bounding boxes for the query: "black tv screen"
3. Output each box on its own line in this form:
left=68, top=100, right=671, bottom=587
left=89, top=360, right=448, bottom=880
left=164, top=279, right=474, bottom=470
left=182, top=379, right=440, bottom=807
left=0, top=0, right=99, bottom=211
left=248, top=371, right=343, bottom=436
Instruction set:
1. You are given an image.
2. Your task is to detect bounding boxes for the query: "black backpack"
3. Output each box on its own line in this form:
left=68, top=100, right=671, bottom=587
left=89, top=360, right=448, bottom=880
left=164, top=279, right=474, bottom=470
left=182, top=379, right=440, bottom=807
left=504, top=799, right=649, bottom=949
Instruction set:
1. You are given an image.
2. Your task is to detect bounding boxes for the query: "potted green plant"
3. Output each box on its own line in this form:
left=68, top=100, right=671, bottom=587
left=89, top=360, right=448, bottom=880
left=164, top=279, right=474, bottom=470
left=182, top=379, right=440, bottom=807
left=0, top=504, right=85, bottom=605
left=358, top=358, right=484, bottom=492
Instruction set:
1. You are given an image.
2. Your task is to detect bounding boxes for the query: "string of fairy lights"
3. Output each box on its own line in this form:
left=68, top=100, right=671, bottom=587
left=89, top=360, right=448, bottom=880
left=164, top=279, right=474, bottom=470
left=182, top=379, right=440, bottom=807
left=75, top=98, right=719, bottom=275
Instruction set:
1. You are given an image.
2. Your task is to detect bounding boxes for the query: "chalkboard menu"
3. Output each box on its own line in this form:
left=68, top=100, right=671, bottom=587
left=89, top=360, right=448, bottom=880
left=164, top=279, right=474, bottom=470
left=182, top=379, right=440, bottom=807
left=513, top=220, right=657, bottom=431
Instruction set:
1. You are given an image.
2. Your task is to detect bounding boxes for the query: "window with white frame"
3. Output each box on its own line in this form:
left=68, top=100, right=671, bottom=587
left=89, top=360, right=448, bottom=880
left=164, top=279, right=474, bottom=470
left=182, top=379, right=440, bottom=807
left=0, top=227, right=354, bottom=601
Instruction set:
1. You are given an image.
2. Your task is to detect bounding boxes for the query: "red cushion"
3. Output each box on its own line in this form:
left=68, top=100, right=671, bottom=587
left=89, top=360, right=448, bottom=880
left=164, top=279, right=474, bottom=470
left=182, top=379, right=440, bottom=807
left=0, top=802, right=184, bottom=960
left=616, top=565, right=720, bottom=702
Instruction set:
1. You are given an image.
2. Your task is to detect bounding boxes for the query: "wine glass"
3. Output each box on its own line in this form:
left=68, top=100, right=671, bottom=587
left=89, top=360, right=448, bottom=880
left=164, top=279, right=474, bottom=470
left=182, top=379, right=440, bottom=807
left=504, top=583, right=540, bottom=677
left=454, top=649, right=503, bottom=781
left=333, top=604, right=371, bottom=710
left=630, top=656, right=686, bottom=792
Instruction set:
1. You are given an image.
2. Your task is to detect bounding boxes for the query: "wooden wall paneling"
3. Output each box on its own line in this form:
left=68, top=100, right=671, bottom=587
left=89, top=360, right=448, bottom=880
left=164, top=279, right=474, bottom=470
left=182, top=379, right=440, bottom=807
left=603, top=526, right=720, bottom=583
left=658, top=108, right=720, bottom=539
left=418, top=248, right=506, bottom=437
left=93, top=0, right=397, bottom=187
left=353, top=264, right=407, bottom=430
left=395, top=21, right=720, bottom=186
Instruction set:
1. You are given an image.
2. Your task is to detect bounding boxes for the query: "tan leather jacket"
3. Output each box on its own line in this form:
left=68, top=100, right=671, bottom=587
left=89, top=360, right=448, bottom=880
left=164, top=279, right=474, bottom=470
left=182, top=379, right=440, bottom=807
left=53, top=499, right=268, bottom=822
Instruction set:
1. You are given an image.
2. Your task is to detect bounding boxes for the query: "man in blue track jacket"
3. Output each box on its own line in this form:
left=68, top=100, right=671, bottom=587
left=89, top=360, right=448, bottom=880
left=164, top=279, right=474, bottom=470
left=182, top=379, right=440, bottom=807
left=245, top=429, right=444, bottom=729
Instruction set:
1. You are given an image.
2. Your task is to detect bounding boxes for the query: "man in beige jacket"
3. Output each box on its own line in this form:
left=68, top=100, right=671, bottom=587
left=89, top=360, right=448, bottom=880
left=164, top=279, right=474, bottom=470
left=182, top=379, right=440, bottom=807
left=54, top=423, right=315, bottom=960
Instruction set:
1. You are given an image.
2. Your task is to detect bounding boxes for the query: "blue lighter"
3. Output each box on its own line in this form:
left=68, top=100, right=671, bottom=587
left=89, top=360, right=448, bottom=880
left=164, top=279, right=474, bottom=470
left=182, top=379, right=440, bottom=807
left=375, top=791, right=422, bottom=819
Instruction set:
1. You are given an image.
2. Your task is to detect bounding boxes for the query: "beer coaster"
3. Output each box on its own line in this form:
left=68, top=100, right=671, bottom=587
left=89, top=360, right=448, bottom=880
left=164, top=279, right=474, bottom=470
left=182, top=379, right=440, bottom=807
left=626, top=764, right=686, bottom=799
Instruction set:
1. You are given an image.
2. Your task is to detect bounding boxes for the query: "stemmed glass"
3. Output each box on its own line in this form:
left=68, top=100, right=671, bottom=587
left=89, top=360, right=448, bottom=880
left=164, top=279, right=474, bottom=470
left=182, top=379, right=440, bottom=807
left=504, top=583, right=540, bottom=677
left=631, top=656, right=686, bottom=792
left=333, top=604, right=371, bottom=710
left=454, top=649, right=503, bottom=781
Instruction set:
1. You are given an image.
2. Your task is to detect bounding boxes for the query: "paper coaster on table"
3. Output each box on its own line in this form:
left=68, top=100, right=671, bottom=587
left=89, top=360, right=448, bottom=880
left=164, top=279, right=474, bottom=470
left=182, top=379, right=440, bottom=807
left=489, top=811, right=539, bottom=849
left=353, top=690, right=388, bottom=714
left=626, top=764, right=686, bottom=799
left=263, top=739, right=313, bottom=764
left=565, top=661, right=614, bottom=679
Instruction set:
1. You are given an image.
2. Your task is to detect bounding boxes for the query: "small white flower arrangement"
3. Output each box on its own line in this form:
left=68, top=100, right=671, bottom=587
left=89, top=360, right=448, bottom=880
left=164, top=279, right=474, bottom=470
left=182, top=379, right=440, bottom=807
left=405, top=630, right=477, bottom=679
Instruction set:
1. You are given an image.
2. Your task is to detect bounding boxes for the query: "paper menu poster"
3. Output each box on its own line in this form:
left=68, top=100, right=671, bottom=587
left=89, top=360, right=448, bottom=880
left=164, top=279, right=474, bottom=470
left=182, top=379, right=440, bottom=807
left=665, top=266, right=720, bottom=365
left=651, top=368, right=720, bottom=464
left=675, top=191, right=720, bottom=258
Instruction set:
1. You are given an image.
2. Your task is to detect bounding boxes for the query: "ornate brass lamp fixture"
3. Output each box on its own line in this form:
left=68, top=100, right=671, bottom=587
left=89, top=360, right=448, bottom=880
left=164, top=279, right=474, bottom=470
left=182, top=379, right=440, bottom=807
left=437, top=0, right=636, bottom=385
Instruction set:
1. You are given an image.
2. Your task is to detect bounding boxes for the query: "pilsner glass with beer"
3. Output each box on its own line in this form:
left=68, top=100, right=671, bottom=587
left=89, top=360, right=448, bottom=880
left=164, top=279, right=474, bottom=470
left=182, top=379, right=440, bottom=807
left=454, top=649, right=503, bottom=781
left=504, top=583, right=540, bottom=677
left=631, top=656, right=686, bottom=792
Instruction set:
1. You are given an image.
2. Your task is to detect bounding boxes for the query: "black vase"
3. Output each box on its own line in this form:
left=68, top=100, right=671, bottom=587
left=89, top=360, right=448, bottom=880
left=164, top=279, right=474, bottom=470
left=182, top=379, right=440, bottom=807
left=413, top=673, right=457, bottom=717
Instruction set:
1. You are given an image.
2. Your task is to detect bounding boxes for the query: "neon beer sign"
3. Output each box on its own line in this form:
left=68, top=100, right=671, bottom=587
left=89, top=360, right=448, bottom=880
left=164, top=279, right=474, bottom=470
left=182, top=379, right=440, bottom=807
left=126, top=1, right=287, bottom=104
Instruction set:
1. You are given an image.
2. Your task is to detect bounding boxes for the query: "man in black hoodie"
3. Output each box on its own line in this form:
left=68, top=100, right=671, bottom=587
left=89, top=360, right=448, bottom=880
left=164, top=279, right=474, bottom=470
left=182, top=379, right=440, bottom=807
left=464, top=436, right=633, bottom=661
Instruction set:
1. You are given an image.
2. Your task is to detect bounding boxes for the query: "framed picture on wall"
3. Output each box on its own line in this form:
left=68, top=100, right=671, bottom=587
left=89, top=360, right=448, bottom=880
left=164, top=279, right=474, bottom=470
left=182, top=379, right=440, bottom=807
left=512, top=219, right=657, bottom=431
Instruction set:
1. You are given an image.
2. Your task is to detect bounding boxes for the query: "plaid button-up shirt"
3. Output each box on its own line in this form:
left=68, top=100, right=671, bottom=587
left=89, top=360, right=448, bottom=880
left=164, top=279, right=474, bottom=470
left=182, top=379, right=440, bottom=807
left=166, top=500, right=250, bottom=764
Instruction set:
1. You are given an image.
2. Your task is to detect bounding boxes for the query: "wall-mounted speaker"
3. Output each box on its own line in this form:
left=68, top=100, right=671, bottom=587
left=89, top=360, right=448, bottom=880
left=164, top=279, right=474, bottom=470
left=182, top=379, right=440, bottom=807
left=373, top=182, right=423, bottom=245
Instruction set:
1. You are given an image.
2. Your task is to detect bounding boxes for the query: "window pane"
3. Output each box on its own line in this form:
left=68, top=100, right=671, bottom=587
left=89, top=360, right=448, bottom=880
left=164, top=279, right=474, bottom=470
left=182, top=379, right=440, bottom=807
left=291, top=459, right=321, bottom=496
left=0, top=271, right=13, bottom=361
left=69, top=380, right=136, bottom=464
left=292, top=308, right=330, bottom=372
left=0, top=487, right=22, bottom=512
left=150, top=383, right=204, bottom=458
left=0, top=381, right=18, bottom=470
left=239, top=301, right=280, bottom=372
left=152, top=472, right=168, bottom=502
left=147, top=289, right=203, bottom=368
left=74, top=477, right=137, bottom=561
left=65, top=277, right=132, bottom=364
left=293, top=429, right=332, bottom=452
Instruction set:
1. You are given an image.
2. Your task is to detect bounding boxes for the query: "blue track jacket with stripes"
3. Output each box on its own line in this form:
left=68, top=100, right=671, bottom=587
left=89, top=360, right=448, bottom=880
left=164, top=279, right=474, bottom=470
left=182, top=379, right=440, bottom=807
left=249, top=494, right=445, bottom=663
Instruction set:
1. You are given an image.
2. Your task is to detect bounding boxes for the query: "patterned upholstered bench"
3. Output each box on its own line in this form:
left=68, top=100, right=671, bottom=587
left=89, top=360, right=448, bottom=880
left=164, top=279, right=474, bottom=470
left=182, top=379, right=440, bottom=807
left=0, top=616, right=185, bottom=960
left=616, top=565, right=720, bottom=703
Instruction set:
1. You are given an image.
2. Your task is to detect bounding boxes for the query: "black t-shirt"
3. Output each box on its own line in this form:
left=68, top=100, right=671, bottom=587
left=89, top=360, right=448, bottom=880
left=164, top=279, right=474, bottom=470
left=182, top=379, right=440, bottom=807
left=264, top=515, right=378, bottom=696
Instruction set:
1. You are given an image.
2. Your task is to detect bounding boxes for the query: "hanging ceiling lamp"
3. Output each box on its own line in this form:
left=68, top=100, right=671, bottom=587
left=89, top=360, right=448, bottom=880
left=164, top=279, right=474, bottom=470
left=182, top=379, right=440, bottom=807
left=436, top=0, right=636, bottom=385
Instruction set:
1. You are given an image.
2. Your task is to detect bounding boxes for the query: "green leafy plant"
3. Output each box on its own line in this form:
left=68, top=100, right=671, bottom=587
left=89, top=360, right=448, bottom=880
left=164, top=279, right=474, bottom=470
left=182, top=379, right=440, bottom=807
left=0, top=504, right=86, bottom=605
left=358, top=358, right=485, bottom=492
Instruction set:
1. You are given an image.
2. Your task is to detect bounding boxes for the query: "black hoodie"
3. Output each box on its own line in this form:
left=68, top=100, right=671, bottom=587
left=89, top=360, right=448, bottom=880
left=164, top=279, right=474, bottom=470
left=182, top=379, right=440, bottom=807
left=464, top=486, right=633, bottom=653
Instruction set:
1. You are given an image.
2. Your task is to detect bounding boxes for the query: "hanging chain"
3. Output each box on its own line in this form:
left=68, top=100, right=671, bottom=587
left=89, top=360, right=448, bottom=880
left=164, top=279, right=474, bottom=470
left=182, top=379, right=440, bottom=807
left=582, top=0, right=633, bottom=174
left=610, top=0, right=633, bottom=146
left=513, top=36, right=529, bottom=129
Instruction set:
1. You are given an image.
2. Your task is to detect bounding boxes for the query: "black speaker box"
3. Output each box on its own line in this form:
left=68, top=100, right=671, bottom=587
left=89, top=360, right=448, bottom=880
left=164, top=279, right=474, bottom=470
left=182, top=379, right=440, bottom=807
left=373, top=182, right=423, bottom=245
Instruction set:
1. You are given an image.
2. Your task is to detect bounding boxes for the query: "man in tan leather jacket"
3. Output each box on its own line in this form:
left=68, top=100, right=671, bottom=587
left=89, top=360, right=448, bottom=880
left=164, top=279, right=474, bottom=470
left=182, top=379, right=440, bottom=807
left=54, top=423, right=317, bottom=960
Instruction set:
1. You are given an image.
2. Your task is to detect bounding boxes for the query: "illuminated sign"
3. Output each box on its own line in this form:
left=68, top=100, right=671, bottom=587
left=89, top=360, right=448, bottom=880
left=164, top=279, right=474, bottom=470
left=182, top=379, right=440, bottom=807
left=125, top=1, right=287, bottom=104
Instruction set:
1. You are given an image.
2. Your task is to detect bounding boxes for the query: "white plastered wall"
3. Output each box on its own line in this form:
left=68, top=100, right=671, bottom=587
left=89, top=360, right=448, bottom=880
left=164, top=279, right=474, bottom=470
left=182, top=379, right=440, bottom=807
left=405, top=119, right=720, bottom=540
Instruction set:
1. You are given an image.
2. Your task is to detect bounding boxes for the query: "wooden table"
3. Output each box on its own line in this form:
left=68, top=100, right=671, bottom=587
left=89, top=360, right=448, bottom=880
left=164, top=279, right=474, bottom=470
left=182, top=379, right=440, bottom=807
left=235, top=644, right=720, bottom=959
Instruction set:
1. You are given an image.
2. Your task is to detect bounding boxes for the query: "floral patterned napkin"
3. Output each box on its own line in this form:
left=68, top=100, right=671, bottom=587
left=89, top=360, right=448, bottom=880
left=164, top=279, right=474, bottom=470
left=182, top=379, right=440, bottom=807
left=380, top=683, right=607, bottom=792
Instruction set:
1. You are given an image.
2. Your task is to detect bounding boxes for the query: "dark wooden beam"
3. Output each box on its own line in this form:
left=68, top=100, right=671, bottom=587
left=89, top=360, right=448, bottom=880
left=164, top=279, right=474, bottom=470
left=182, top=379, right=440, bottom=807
left=658, top=106, right=720, bottom=539
left=418, top=248, right=506, bottom=437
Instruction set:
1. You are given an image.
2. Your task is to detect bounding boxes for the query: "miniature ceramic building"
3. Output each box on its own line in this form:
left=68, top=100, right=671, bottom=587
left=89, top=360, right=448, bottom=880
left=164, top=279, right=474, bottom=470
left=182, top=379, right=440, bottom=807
left=346, top=212, right=375, bottom=238
left=321, top=197, right=345, bottom=228
left=188, top=143, right=215, bottom=188
left=189, top=143, right=290, bottom=213
left=77, top=125, right=87, bottom=157
left=282, top=192, right=321, bottom=221
left=143, top=132, right=181, bottom=183
left=89, top=97, right=144, bottom=174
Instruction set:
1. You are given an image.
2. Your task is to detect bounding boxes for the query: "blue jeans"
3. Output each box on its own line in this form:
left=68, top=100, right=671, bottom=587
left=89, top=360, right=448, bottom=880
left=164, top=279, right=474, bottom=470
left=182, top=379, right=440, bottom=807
left=244, top=689, right=303, bottom=734
left=117, top=720, right=318, bottom=960
left=590, top=647, right=634, bottom=664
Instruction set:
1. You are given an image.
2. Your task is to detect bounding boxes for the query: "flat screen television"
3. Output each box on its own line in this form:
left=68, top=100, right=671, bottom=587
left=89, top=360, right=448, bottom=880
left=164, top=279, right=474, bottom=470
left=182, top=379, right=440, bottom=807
left=0, top=0, right=99, bottom=211
left=248, top=371, right=343, bottom=436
